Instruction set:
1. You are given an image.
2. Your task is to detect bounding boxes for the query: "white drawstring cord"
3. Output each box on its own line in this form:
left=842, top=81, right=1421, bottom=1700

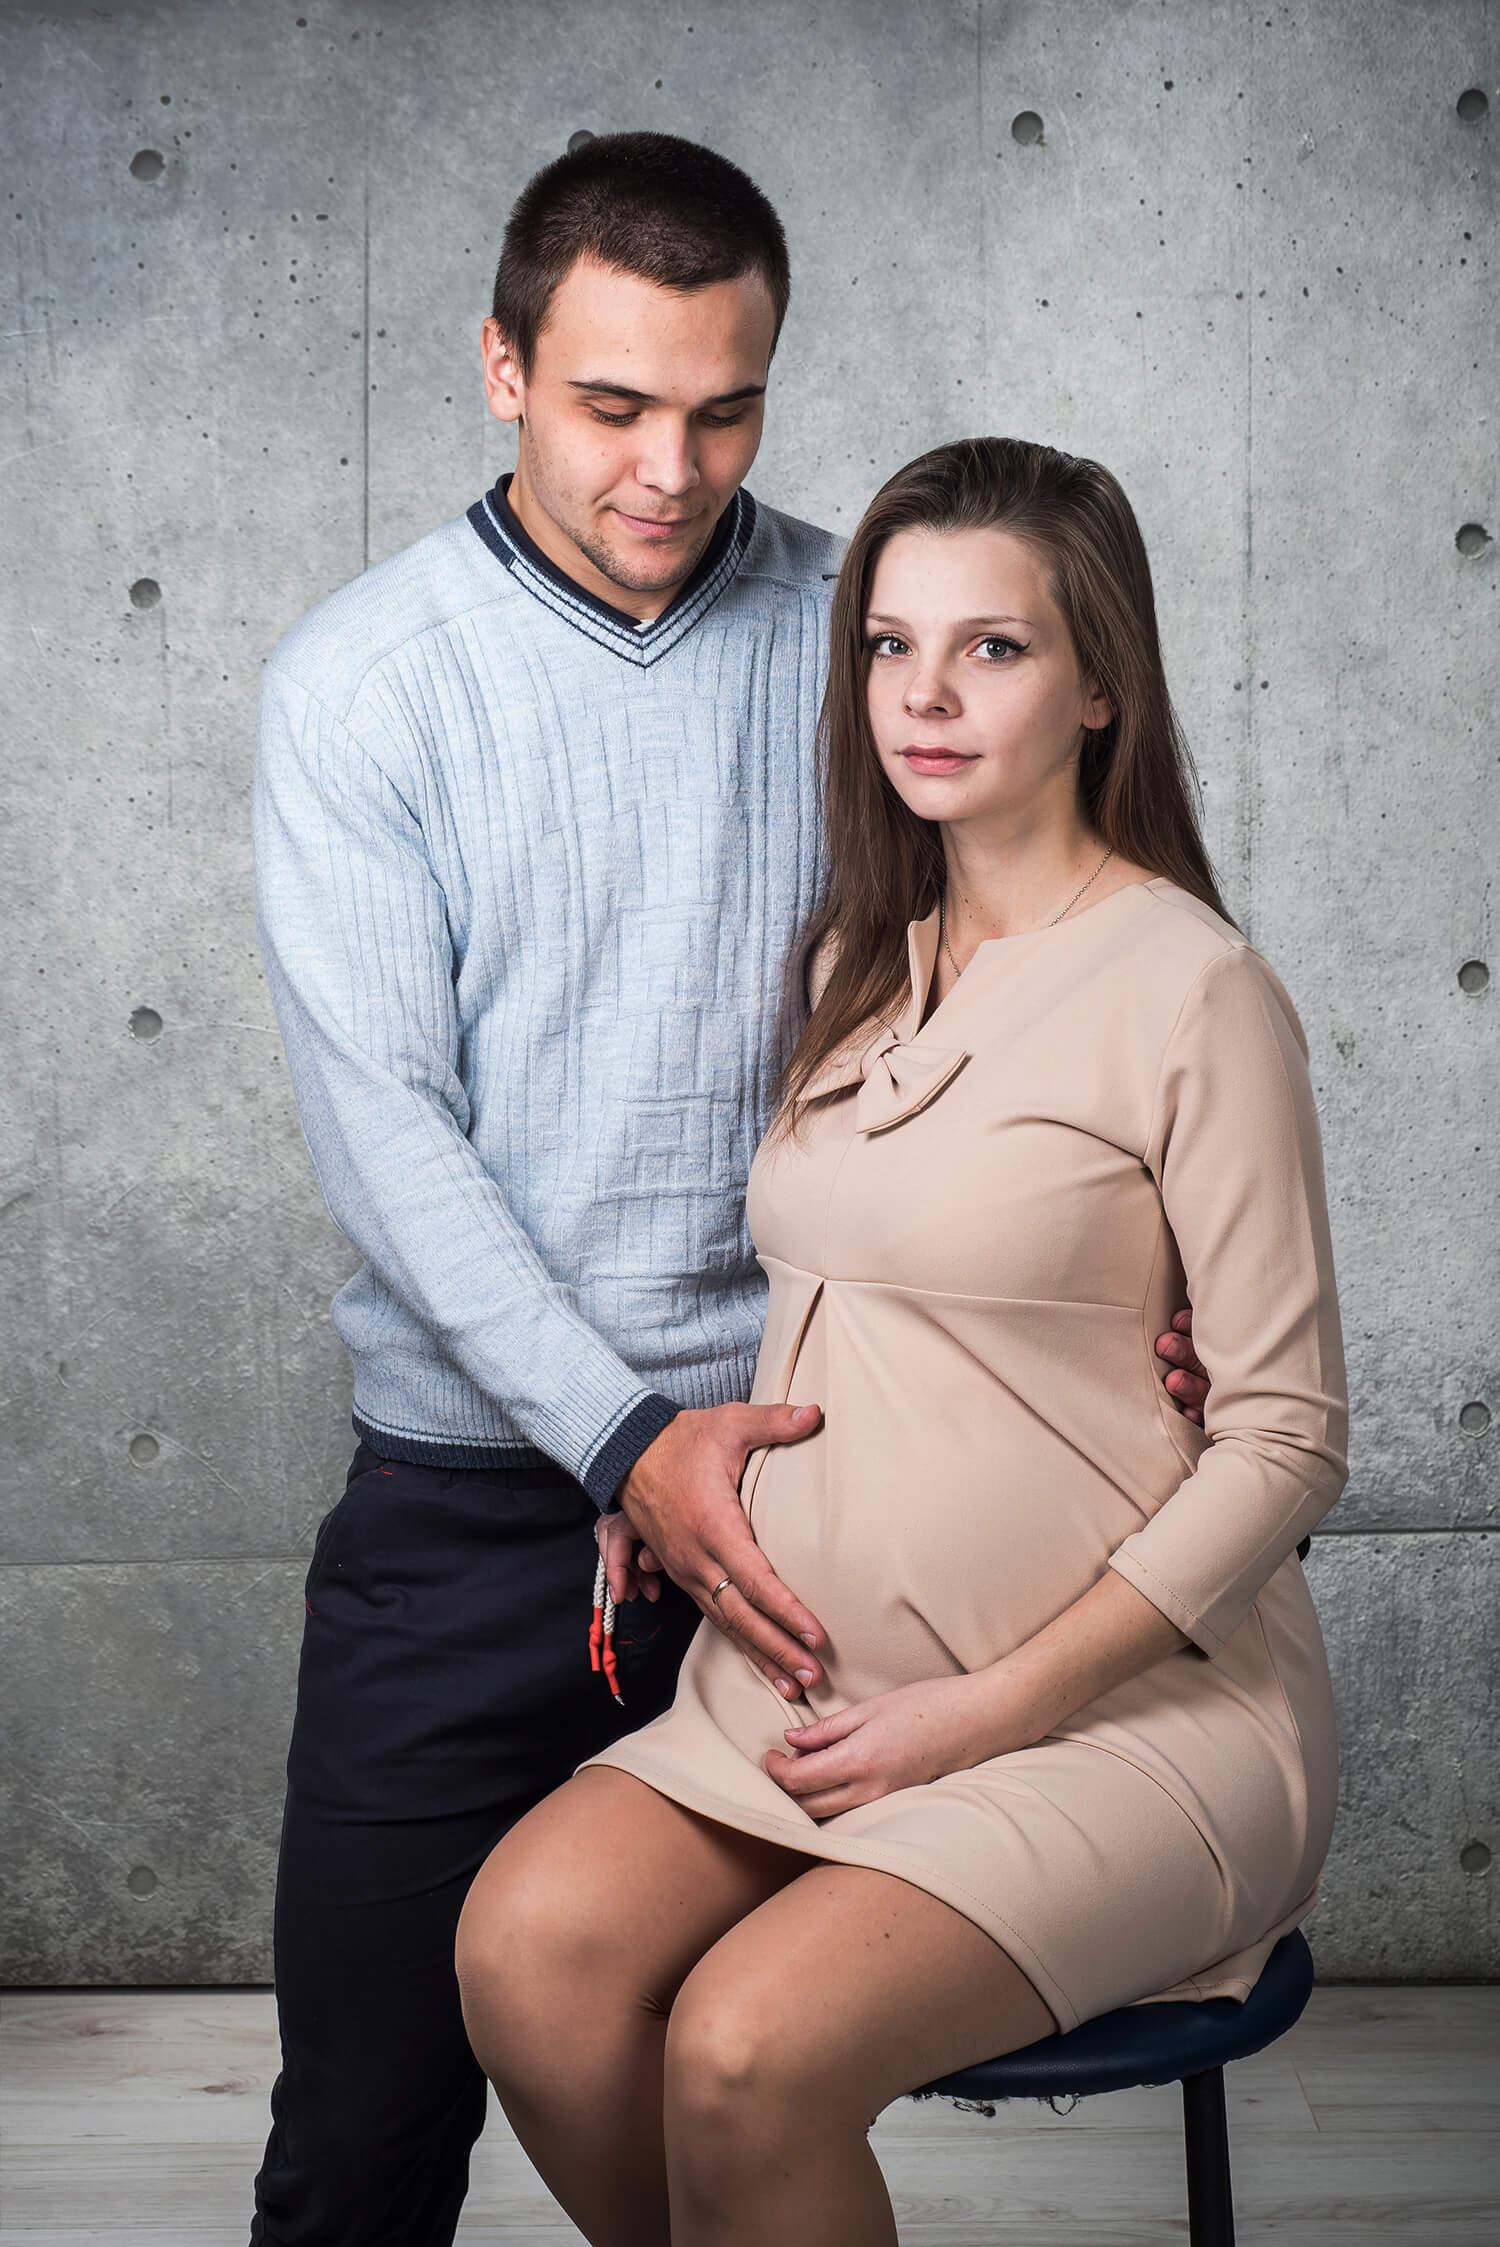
left=590, top=1551, right=622, bottom=1703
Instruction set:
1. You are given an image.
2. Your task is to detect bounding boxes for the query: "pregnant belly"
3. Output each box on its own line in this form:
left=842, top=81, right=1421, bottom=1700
left=740, top=1285, right=1158, bottom=1706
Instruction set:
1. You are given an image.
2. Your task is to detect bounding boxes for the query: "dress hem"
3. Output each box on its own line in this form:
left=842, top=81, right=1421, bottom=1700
left=585, top=1751, right=1066, bottom=2030
left=580, top=1746, right=1323, bottom=2040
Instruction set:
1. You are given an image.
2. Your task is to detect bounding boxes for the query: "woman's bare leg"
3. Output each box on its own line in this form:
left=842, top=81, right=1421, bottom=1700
left=663, top=1863, right=1057, bottom=2247
left=455, top=1767, right=807, bottom=2247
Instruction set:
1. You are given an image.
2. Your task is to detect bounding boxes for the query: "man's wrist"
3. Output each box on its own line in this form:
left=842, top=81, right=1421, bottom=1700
left=583, top=1393, right=681, bottom=1513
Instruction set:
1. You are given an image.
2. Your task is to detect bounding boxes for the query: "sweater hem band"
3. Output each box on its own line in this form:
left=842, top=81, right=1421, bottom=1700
left=351, top=1413, right=567, bottom=1478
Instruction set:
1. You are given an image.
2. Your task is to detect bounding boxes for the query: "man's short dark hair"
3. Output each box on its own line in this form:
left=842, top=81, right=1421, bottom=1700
left=492, top=131, right=790, bottom=374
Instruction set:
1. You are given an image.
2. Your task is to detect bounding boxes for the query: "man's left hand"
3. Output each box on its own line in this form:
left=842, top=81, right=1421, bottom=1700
left=1155, top=1307, right=1209, bottom=1425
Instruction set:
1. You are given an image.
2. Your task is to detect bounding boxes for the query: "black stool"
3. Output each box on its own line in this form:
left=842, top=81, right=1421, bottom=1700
left=915, top=1929, right=1314, bottom=2246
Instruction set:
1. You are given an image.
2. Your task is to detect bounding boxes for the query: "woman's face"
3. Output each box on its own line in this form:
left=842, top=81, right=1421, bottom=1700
left=863, top=526, right=1111, bottom=829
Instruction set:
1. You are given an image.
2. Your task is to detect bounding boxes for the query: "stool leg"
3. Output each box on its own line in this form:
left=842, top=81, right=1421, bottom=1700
left=1181, top=2067, right=1235, bottom=2247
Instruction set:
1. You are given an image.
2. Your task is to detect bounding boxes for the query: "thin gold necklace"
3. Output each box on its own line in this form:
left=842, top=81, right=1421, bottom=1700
left=940, top=846, right=1115, bottom=983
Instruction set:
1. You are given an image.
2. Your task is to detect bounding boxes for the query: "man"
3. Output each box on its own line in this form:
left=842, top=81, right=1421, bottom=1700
left=250, top=131, right=1208, bottom=2244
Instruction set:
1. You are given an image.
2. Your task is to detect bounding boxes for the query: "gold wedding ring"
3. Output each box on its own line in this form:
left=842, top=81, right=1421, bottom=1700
left=709, top=1576, right=733, bottom=1607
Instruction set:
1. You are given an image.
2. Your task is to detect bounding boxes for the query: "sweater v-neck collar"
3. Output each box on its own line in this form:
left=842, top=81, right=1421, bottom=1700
left=466, top=474, right=757, bottom=669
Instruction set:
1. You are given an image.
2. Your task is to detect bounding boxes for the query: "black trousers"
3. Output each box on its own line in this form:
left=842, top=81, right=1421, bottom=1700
left=249, top=1442, right=701, bottom=2247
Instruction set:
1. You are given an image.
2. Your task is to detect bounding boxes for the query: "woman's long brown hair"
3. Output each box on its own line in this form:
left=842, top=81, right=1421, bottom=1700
left=776, top=436, right=1232, bottom=1132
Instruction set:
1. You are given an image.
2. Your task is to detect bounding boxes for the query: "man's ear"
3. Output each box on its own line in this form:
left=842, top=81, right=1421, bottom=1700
left=480, top=317, right=525, bottom=425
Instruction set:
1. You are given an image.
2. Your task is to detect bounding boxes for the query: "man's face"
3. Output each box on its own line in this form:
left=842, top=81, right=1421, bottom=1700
left=482, top=257, right=776, bottom=618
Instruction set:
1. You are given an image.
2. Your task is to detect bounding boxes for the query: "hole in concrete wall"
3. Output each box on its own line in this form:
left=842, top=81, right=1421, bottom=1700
left=1458, top=960, right=1490, bottom=993
left=126, top=1865, right=158, bottom=1896
left=1456, top=523, right=1491, bottom=556
left=1456, top=88, right=1489, bottom=124
left=1458, top=1400, right=1491, bottom=1438
left=567, top=130, right=596, bottom=154
left=1011, top=111, right=1044, bottom=145
left=1460, top=1840, right=1492, bottom=1874
left=129, top=149, right=164, bottom=181
left=129, top=1006, right=163, bottom=1042
left=129, top=577, right=161, bottom=610
left=129, top=1432, right=160, bottom=1466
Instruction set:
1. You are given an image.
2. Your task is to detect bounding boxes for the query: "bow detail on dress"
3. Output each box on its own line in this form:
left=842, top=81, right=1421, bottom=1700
left=808, top=1025, right=971, bottom=1134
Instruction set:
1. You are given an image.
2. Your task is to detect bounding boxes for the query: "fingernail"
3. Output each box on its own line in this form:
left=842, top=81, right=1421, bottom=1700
left=777, top=1677, right=796, bottom=1697
left=794, top=1405, right=817, bottom=1424
left=800, top=1633, right=818, bottom=1648
left=795, top=1666, right=815, bottom=1686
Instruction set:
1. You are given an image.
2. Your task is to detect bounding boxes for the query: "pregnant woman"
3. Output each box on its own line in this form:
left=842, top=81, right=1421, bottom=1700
left=456, top=437, right=1347, bottom=2247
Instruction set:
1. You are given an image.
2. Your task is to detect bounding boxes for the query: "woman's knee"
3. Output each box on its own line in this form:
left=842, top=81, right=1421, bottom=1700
left=664, top=1954, right=824, bottom=2150
left=455, top=1822, right=607, bottom=2039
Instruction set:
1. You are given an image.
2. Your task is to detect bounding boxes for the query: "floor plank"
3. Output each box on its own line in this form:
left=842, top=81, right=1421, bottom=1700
left=2, top=1987, right=1496, bottom=2242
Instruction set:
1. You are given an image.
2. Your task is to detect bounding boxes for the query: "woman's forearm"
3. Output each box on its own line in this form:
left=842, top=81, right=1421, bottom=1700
left=970, top=1568, right=1189, bottom=1754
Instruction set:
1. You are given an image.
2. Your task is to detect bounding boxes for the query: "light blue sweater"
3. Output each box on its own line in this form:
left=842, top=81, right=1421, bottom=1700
left=254, top=481, right=840, bottom=1506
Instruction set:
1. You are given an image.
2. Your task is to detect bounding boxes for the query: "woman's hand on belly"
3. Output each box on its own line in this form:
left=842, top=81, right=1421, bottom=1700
left=765, top=1570, right=1190, bottom=1819
left=764, top=1672, right=1037, bottom=1821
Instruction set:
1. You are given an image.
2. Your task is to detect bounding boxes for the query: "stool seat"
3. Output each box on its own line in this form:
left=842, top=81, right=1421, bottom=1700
left=920, top=1929, right=1314, bottom=2102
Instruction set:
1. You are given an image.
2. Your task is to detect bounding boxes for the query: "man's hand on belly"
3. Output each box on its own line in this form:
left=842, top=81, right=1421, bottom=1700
left=617, top=1404, right=827, bottom=1701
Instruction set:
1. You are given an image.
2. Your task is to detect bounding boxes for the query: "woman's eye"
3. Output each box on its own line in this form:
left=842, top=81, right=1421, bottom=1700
left=976, top=635, right=1025, bottom=662
left=866, top=634, right=909, bottom=659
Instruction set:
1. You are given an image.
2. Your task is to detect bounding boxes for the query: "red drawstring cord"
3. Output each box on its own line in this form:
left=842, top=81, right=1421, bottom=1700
left=590, top=1552, right=623, bottom=1704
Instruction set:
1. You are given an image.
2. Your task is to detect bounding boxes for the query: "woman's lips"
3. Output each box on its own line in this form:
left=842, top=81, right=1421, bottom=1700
left=899, top=748, right=979, bottom=776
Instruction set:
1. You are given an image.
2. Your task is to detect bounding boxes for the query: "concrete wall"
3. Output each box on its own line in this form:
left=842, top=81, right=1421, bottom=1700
left=0, top=0, right=1493, bottom=1983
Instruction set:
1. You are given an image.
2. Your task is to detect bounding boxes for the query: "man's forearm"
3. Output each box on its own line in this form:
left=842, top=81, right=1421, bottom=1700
left=268, top=988, right=677, bottom=1500
left=255, top=663, right=675, bottom=1501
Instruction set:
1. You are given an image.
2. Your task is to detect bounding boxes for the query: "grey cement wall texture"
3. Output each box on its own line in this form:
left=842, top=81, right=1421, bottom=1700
left=0, top=0, right=1494, bottom=1983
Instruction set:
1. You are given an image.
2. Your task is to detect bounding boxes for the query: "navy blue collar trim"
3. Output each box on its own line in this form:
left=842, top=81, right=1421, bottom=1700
left=466, top=476, right=756, bottom=668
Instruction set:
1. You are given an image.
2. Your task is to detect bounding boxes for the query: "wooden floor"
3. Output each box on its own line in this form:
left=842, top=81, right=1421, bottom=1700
left=1, top=1986, right=1496, bottom=2244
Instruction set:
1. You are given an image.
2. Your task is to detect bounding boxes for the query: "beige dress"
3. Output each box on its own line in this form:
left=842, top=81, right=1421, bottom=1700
left=586, top=879, right=1347, bottom=2032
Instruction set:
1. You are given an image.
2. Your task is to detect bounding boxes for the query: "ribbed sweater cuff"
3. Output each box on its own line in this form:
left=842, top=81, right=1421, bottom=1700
left=584, top=1393, right=682, bottom=1512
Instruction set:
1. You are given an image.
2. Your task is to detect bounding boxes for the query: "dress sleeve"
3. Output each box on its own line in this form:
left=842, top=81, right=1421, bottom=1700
left=1107, top=944, right=1348, bottom=1655
left=253, top=662, right=678, bottom=1508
